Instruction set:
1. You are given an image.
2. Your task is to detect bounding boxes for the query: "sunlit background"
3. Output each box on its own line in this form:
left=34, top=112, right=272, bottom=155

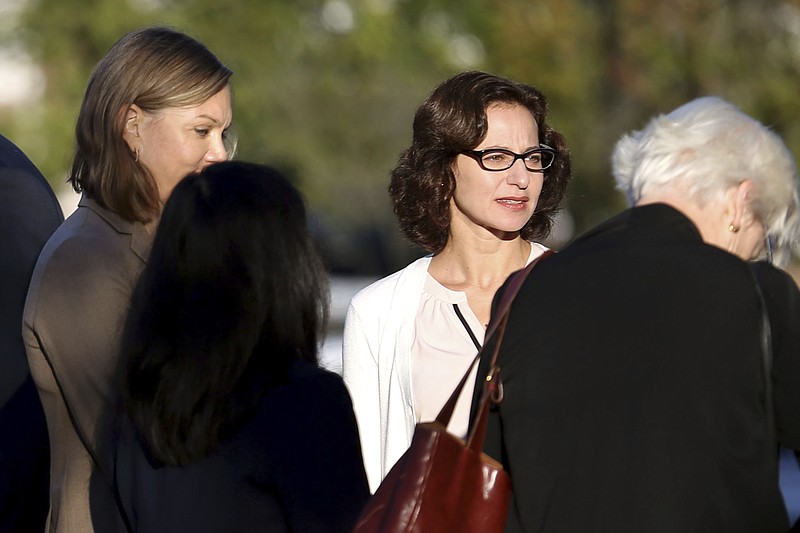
left=5, top=0, right=800, bottom=270
left=2, top=0, right=800, bottom=519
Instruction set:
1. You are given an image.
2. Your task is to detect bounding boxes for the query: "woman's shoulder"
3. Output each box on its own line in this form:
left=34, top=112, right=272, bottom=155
left=248, top=362, right=357, bottom=432
left=40, top=203, right=136, bottom=260
left=529, top=241, right=549, bottom=260
left=32, top=210, right=139, bottom=286
left=260, top=361, right=350, bottom=403
left=350, top=255, right=432, bottom=307
left=286, top=360, right=344, bottom=386
left=751, top=261, right=800, bottom=314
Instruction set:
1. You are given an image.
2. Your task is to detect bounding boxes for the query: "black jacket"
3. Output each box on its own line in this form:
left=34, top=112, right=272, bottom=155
left=475, top=203, right=800, bottom=532
left=92, top=360, right=370, bottom=533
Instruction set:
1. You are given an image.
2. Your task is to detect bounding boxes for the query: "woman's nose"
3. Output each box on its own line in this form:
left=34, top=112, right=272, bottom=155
left=506, top=159, right=530, bottom=189
left=206, top=137, right=228, bottom=162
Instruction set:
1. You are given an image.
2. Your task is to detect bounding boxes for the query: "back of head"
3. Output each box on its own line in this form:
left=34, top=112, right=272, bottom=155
left=612, top=96, right=800, bottom=264
left=123, top=160, right=329, bottom=465
left=390, top=70, right=571, bottom=253
left=70, top=26, right=233, bottom=223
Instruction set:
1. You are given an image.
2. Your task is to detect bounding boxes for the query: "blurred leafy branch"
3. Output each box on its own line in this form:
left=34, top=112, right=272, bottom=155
left=3, top=0, right=800, bottom=275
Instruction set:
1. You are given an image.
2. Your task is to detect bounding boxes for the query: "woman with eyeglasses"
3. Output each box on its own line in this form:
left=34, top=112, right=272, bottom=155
left=341, top=70, right=571, bottom=492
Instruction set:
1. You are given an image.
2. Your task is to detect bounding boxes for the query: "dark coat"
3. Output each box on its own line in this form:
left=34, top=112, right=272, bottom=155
left=0, top=133, right=63, bottom=532
left=474, top=203, right=800, bottom=533
left=92, top=360, right=370, bottom=533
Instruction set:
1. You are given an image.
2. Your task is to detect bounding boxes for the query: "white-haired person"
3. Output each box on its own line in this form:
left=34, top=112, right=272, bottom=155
left=472, top=96, right=800, bottom=532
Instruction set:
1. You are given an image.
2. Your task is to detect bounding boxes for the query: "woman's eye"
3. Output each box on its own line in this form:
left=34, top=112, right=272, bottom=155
left=195, top=128, right=210, bottom=137
left=485, top=153, right=508, bottom=163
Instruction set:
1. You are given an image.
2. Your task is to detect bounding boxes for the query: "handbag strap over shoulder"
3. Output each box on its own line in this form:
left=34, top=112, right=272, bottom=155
left=465, top=311, right=510, bottom=453
left=434, top=250, right=554, bottom=428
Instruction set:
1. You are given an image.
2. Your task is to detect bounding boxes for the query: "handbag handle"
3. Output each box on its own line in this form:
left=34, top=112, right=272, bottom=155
left=466, top=312, right=510, bottom=453
left=434, top=250, right=554, bottom=433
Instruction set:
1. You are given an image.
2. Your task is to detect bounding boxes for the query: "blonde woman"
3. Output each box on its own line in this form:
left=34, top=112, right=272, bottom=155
left=23, top=27, right=233, bottom=532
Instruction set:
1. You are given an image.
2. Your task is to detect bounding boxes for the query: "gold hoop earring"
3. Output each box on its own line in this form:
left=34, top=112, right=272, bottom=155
left=728, top=223, right=740, bottom=233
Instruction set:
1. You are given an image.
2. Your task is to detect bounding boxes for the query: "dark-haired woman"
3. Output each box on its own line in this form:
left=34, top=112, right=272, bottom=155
left=93, top=161, right=369, bottom=532
left=341, top=70, right=571, bottom=492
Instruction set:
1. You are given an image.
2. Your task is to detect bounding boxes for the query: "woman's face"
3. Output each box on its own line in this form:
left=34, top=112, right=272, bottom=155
left=135, top=86, right=233, bottom=203
left=450, top=104, right=543, bottom=240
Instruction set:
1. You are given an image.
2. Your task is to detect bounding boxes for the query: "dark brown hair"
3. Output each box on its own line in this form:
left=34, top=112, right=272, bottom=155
left=69, top=26, right=233, bottom=223
left=389, top=71, right=571, bottom=253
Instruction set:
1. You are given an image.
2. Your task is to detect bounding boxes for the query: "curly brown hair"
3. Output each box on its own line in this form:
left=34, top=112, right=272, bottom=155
left=389, top=71, right=571, bottom=254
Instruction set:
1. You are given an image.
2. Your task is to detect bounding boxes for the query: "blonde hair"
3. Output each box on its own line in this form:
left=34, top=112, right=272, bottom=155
left=69, top=26, right=233, bottom=223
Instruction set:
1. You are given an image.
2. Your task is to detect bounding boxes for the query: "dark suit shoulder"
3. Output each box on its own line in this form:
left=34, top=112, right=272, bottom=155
left=0, top=167, right=63, bottom=226
left=0, top=135, right=47, bottom=175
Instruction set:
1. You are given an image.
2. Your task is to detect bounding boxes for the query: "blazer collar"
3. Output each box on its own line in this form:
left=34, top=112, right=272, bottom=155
left=78, top=195, right=153, bottom=262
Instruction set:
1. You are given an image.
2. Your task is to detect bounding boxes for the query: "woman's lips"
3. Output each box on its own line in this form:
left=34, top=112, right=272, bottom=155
left=496, top=196, right=528, bottom=208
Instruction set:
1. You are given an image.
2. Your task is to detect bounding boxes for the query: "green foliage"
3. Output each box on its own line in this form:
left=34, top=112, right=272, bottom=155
left=5, top=0, right=800, bottom=273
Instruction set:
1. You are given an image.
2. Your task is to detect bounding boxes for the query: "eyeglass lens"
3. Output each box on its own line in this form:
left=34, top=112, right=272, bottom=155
left=479, top=149, right=554, bottom=171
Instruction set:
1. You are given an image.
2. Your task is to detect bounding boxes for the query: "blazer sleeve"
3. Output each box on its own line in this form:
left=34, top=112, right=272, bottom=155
left=341, top=299, right=383, bottom=493
left=23, top=226, right=141, bottom=463
left=755, top=263, right=800, bottom=450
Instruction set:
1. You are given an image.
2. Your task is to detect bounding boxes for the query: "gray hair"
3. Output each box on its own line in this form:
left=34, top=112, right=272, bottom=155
left=612, top=96, right=800, bottom=264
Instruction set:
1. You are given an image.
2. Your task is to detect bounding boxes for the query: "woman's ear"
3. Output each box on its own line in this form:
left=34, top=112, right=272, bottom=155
left=730, top=180, right=757, bottom=231
left=121, top=104, right=143, bottom=150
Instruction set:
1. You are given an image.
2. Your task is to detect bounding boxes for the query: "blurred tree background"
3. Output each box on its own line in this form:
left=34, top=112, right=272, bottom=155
left=2, top=0, right=800, bottom=276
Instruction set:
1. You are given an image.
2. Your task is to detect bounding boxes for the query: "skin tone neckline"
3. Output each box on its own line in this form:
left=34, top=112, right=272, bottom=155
left=428, top=104, right=544, bottom=326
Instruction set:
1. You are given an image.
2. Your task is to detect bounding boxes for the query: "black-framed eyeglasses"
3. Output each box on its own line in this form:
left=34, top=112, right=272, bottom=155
left=460, top=144, right=556, bottom=172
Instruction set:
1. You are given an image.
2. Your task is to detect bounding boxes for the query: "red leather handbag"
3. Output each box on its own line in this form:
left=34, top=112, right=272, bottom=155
left=354, top=252, right=551, bottom=533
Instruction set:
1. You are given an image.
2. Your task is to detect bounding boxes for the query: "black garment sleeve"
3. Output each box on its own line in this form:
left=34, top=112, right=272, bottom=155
left=751, top=261, right=800, bottom=451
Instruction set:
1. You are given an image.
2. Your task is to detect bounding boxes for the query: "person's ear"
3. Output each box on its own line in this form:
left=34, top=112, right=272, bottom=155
left=121, top=104, right=143, bottom=150
left=729, top=180, right=757, bottom=232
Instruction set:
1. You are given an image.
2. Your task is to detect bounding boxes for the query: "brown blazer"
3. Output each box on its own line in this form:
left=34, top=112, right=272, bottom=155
left=23, top=195, right=152, bottom=533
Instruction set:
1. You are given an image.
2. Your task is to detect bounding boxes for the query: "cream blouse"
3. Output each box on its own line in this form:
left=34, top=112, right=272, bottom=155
left=410, top=243, right=547, bottom=437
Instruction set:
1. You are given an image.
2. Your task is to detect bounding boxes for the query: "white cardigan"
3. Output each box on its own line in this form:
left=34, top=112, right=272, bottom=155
left=341, top=256, right=431, bottom=493
left=341, top=244, right=546, bottom=493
